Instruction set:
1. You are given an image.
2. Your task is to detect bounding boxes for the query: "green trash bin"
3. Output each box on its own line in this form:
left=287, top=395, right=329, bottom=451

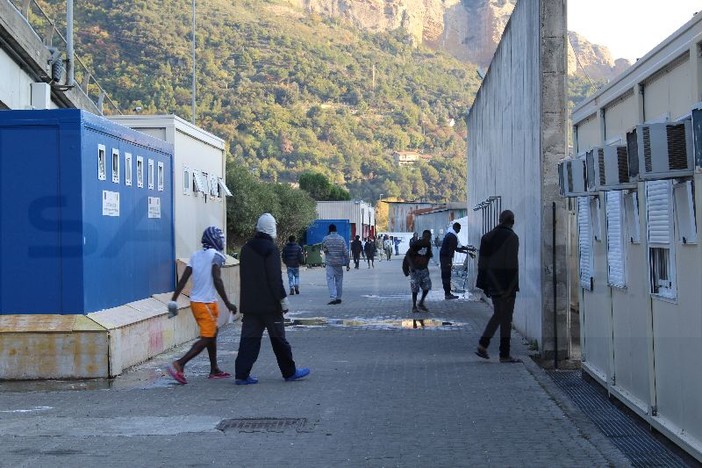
left=304, top=243, right=324, bottom=267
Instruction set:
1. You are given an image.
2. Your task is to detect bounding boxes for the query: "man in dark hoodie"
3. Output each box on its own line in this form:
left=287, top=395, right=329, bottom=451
left=475, top=210, right=520, bottom=363
left=350, top=235, right=363, bottom=269
left=234, top=213, right=310, bottom=385
left=282, top=235, right=304, bottom=295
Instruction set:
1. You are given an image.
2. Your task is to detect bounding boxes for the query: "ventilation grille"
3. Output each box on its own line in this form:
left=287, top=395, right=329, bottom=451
left=643, top=127, right=652, bottom=172
left=666, top=123, right=688, bottom=170
left=626, top=129, right=639, bottom=179
left=586, top=150, right=596, bottom=190
left=616, top=146, right=628, bottom=183
left=597, top=148, right=606, bottom=186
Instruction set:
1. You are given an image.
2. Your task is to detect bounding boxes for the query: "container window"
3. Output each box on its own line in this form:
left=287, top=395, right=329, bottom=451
left=125, top=153, right=133, bottom=186
left=590, top=197, right=602, bottom=242
left=577, top=196, right=593, bottom=290
left=148, top=159, right=154, bottom=190
left=193, top=170, right=206, bottom=194
left=111, top=149, right=120, bottom=183
left=209, top=174, right=218, bottom=197
left=623, top=191, right=640, bottom=243
left=218, top=177, right=232, bottom=196
left=183, top=166, right=192, bottom=195
left=136, top=156, right=144, bottom=188
left=605, top=191, right=626, bottom=288
left=157, top=162, right=164, bottom=192
left=98, top=144, right=107, bottom=180
left=673, top=180, right=697, bottom=244
left=649, top=247, right=676, bottom=299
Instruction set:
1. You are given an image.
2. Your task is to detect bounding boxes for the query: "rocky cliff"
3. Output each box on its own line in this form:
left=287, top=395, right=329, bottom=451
left=290, top=0, right=628, bottom=80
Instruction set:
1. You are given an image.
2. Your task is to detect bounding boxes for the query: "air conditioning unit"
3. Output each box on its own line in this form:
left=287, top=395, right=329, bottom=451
left=593, top=144, right=636, bottom=190
left=558, top=158, right=588, bottom=197
left=636, top=121, right=694, bottom=179
left=585, top=148, right=601, bottom=191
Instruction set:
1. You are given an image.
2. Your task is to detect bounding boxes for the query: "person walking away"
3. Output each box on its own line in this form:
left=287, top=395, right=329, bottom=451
left=167, top=226, right=237, bottom=384
left=322, top=224, right=350, bottom=304
left=235, top=213, right=310, bottom=385
left=439, top=222, right=470, bottom=300
left=394, top=236, right=402, bottom=256
left=383, top=235, right=393, bottom=261
left=282, top=235, right=304, bottom=295
left=364, top=237, right=377, bottom=268
left=351, top=235, right=363, bottom=269
left=375, top=236, right=384, bottom=262
left=406, top=230, right=433, bottom=313
left=475, top=210, right=521, bottom=363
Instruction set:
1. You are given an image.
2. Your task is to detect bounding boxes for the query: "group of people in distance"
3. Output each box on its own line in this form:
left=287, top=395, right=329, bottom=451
left=165, top=208, right=521, bottom=387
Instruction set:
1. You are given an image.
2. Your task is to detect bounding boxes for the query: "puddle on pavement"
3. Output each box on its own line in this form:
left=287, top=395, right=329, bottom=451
left=285, top=317, right=462, bottom=329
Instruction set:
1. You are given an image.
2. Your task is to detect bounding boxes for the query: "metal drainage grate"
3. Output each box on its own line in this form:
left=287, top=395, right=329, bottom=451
left=216, top=418, right=306, bottom=433
left=548, top=370, right=689, bottom=468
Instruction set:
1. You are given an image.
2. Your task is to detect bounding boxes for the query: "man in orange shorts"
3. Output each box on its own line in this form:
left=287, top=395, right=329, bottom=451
left=167, top=226, right=237, bottom=384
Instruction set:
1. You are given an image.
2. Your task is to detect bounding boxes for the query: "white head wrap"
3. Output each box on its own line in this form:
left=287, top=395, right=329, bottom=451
left=256, top=213, right=277, bottom=238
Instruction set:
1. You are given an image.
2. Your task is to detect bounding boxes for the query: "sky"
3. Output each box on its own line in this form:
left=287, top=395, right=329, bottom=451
left=567, top=0, right=702, bottom=62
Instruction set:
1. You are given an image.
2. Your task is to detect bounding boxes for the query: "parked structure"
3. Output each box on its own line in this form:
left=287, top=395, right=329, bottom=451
left=385, top=201, right=434, bottom=232
left=465, top=0, right=569, bottom=360
left=413, top=202, right=468, bottom=237
left=316, top=200, right=375, bottom=240
left=567, top=12, right=702, bottom=461
left=110, top=115, right=229, bottom=259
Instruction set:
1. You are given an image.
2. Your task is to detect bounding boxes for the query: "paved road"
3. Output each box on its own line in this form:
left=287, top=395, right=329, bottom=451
left=0, top=256, right=631, bottom=467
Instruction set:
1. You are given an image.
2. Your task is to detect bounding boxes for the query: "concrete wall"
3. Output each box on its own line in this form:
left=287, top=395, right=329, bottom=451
left=571, top=12, right=702, bottom=461
left=466, top=0, right=568, bottom=358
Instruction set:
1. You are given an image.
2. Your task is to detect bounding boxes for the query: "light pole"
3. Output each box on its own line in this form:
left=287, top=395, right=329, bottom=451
left=191, top=0, right=196, bottom=124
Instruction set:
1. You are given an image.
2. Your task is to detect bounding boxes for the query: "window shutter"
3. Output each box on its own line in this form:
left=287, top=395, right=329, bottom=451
left=577, top=196, right=593, bottom=290
left=605, top=191, right=626, bottom=288
left=646, top=180, right=673, bottom=245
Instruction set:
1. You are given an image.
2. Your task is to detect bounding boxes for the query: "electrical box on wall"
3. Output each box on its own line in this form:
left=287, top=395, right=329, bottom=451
left=636, top=121, right=694, bottom=179
left=0, top=109, right=175, bottom=315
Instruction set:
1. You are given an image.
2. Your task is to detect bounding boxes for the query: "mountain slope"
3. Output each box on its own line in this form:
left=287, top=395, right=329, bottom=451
left=46, top=0, right=481, bottom=202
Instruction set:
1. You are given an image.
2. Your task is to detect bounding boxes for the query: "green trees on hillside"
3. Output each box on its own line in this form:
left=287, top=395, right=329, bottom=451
left=55, top=0, right=479, bottom=203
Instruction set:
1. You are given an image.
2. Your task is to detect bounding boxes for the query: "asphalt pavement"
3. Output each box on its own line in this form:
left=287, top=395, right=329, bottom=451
left=0, top=254, right=634, bottom=467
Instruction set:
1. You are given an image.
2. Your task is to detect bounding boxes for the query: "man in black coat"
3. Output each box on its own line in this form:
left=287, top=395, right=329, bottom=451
left=439, top=222, right=470, bottom=299
left=350, top=235, right=363, bottom=269
left=234, top=213, right=310, bottom=384
left=475, top=210, right=520, bottom=363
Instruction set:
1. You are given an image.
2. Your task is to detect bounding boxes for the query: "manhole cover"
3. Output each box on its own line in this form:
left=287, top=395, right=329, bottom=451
left=216, top=418, right=306, bottom=433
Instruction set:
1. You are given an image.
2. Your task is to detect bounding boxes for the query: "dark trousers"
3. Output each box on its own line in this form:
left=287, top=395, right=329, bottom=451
left=479, top=295, right=516, bottom=358
left=235, top=313, right=296, bottom=379
left=440, top=256, right=452, bottom=295
left=352, top=252, right=360, bottom=268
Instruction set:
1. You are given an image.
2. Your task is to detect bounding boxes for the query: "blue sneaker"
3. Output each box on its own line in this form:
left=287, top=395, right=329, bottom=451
left=234, top=376, right=258, bottom=385
left=284, top=368, right=310, bottom=382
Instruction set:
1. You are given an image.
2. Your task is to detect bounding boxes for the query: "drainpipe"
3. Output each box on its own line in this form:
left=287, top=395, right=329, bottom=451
left=66, top=0, right=74, bottom=87
left=552, top=201, right=558, bottom=369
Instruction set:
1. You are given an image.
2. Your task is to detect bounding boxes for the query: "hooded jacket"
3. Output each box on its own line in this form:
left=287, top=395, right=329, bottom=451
left=240, top=232, right=287, bottom=315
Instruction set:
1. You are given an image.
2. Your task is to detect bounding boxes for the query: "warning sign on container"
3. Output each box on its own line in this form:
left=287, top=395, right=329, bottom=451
left=148, top=197, right=161, bottom=219
left=102, top=190, right=120, bottom=216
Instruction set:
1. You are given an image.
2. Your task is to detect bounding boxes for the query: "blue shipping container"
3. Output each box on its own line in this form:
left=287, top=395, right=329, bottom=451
left=0, top=109, right=174, bottom=314
left=306, top=219, right=350, bottom=246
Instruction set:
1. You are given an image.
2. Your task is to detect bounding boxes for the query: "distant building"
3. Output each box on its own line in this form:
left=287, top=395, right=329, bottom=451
left=316, top=200, right=376, bottom=240
left=392, top=151, right=432, bottom=166
left=385, top=201, right=465, bottom=233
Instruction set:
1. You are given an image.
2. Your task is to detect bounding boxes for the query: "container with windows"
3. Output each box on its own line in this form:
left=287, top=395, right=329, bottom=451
left=0, top=109, right=174, bottom=315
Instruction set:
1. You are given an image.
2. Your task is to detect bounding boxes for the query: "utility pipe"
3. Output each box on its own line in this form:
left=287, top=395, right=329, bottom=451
left=552, top=201, right=558, bottom=369
left=66, top=0, right=74, bottom=86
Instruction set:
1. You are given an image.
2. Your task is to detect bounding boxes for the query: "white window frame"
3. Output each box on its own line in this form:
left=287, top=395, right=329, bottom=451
left=590, top=196, right=602, bottom=242
left=136, top=156, right=144, bottom=188
left=157, top=162, right=164, bottom=192
left=125, top=153, right=133, bottom=186
left=183, top=165, right=192, bottom=195
left=148, top=159, right=155, bottom=190
left=645, top=180, right=676, bottom=299
left=605, top=191, right=626, bottom=288
left=97, top=144, right=107, bottom=181
left=218, top=177, right=232, bottom=197
left=577, top=196, right=594, bottom=291
left=192, top=170, right=206, bottom=194
left=111, top=149, right=120, bottom=184
left=673, top=180, right=697, bottom=244
left=623, top=191, right=640, bottom=244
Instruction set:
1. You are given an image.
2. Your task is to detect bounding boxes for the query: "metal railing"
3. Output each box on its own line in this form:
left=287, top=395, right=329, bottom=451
left=10, top=0, right=122, bottom=115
